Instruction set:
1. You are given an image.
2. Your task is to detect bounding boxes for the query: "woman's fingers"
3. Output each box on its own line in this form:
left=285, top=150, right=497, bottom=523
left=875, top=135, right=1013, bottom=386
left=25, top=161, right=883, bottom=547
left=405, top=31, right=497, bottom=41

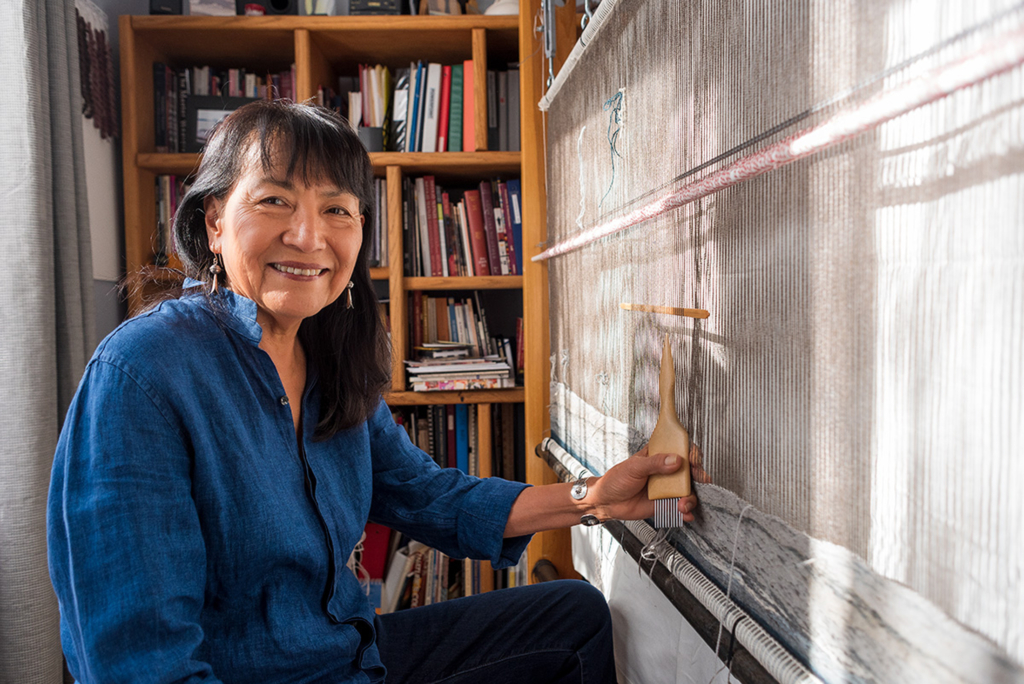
left=690, top=443, right=712, bottom=484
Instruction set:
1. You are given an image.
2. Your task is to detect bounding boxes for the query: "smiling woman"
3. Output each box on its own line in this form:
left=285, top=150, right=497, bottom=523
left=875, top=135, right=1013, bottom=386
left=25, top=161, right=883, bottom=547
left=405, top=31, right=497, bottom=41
left=49, top=101, right=701, bottom=684
left=173, top=101, right=390, bottom=436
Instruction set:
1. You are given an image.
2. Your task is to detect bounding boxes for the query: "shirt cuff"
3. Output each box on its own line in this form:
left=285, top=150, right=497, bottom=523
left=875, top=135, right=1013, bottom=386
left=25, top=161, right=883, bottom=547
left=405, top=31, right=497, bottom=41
left=457, top=477, right=533, bottom=569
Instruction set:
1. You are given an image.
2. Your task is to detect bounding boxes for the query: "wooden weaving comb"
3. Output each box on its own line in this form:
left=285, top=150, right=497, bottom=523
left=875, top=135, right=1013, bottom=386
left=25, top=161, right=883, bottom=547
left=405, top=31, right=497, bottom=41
left=646, top=335, right=692, bottom=529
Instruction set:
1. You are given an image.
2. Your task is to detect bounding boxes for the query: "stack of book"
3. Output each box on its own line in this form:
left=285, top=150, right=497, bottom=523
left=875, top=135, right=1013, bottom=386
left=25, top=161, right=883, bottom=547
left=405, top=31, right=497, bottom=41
left=153, top=62, right=296, bottom=153
left=402, top=177, right=522, bottom=278
left=405, top=356, right=512, bottom=392
left=408, top=292, right=519, bottom=389
left=316, top=61, right=520, bottom=153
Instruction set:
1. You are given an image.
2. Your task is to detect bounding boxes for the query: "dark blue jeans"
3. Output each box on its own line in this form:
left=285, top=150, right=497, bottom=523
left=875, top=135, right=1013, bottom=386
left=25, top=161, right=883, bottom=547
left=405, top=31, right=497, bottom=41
left=375, top=579, right=617, bottom=684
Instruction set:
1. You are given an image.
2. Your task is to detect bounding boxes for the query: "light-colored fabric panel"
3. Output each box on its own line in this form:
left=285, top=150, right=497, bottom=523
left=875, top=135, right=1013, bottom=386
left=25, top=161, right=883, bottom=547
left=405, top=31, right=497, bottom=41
left=544, top=0, right=1024, bottom=677
left=572, top=524, right=740, bottom=684
left=553, top=383, right=1023, bottom=684
left=0, top=1, right=94, bottom=681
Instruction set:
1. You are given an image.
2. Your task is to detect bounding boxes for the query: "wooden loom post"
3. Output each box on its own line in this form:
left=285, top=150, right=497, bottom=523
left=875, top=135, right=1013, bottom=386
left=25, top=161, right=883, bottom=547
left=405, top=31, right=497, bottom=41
left=520, top=0, right=579, bottom=582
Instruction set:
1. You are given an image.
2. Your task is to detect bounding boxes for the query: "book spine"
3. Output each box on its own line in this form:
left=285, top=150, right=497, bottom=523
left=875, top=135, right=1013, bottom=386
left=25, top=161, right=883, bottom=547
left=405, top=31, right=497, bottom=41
left=462, top=60, right=474, bottom=152
left=448, top=64, right=463, bottom=152
left=153, top=63, right=167, bottom=153
left=502, top=403, right=515, bottom=485
left=412, top=291, right=423, bottom=353
left=455, top=404, right=469, bottom=474
left=516, top=316, right=524, bottom=380
left=421, top=63, right=442, bottom=153
left=390, top=69, right=410, bottom=152
left=506, top=179, right=524, bottom=275
left=456, top=200, right=474, bottom=277
left=166, top=66, right=178, bottom=153
left=498, top=181, right=518, bottom=275
left=508, top=68, right=520, bottom=152
left=492, top=183, right=511, bottom=276
left=474, top=291, right=493, bottom=356
left=434, top=184, right=448, bottom=277
left=446, top=405, right=457, bottom=469
left=441, top=192, right=459, bottom=277
left=497, top=70, right=508, bottom=152
left=407, top=61, right=423, bottom=152
left=463, top=190, right=490, bottom=276
left=467, top=406, right=478, bottom=477
left=423, top=177, right=443, bottom=277
left=177, top=69, right=188, bottom=154
left=414, top=178, right=432, bottom=276
left=478, top=181, right=502, bottom=276
left=486, top=70, right=498, bottom=151
left=402, top=178, right=413, bottom=276
left=464, top=297, right=481, bottom=358
left=437, top=65, right=451, bottom=153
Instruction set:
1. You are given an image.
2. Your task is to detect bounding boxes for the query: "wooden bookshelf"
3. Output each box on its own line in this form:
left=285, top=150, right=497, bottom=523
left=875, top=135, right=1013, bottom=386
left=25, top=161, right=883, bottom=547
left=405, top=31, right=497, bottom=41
left=384, top=389, right=524, bottom=406
left=119, top=12, right=541, bottom=591
left=404, top=276, right=522, bottom=290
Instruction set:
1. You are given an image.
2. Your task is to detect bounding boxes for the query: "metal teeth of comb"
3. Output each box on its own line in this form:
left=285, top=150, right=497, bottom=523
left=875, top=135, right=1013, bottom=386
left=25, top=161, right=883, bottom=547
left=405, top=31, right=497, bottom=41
left=652, top=498, right=686, bottom=529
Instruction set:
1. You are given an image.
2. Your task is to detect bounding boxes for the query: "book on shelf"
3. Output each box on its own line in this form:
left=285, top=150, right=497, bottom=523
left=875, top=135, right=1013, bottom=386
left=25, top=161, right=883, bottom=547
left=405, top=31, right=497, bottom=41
left=153, top=174, right=191, bottom=266
left=403, top=176, right=520, bottom=278
left=447, top=64, right=463, bottom=152
left=153, top=62, right=294, bottom=153
left=391, top=68, right=410, bottom=152
left=462, top=60, right=474, bottom=151
left=486, top=70, right=498, bottom=151
left=391, top=403, right=479, bottom=476
left=369, top=177, right=388, bottom=268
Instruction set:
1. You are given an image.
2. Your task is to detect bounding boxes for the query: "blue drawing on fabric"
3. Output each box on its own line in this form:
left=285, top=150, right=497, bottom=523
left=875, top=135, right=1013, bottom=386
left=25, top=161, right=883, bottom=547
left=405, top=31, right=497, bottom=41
left=600, top=90, right=624, bottom=209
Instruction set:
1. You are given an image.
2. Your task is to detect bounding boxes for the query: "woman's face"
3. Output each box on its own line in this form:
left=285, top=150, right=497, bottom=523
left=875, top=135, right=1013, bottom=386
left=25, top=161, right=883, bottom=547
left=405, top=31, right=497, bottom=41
left=204, top=151, right=364, bottom=335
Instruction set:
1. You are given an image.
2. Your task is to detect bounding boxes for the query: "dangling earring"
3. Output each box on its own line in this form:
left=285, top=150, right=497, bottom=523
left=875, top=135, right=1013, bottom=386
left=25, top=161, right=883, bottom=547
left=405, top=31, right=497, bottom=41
left=209, top=253, right=223, bottom=294
left=346, top=281, right=354, bottom=310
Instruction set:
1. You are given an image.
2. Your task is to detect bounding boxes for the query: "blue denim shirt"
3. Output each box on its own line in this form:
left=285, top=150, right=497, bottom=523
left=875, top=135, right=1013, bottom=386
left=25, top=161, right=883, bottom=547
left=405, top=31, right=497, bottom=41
left=47, top=287, right=532, bottom=684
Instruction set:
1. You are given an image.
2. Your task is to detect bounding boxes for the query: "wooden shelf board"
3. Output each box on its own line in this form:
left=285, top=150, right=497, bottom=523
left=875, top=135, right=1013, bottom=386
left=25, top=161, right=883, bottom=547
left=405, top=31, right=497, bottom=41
left=369, top=267, right=389, bottom=280
left=137, top=152, right=520, bottom=177
left=372, top=152, right=521, bottom=176
left=130, top=15, right=518, bottom=32
left=137, top=153, right=201, bottom=175
left=384, top=389, right=524, bottom=405
left=404, top=276, right=522, bottom=290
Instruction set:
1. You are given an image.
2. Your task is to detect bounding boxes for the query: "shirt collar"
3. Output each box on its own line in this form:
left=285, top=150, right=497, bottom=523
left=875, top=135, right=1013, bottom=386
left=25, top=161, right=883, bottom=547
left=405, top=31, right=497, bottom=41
left=184, top=278, right=263, bottom=344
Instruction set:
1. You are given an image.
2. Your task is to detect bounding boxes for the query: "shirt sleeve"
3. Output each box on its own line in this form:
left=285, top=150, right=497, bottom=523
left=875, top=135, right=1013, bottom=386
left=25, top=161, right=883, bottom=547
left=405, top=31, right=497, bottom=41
left=48, top=358, right=223, bottom=684
left=365, top=401, right=532, bottom=568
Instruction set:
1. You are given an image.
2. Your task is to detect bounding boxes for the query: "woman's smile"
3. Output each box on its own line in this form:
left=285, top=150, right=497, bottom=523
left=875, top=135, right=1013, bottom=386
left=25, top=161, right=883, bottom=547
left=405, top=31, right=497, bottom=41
left=270, top=262, right=329, bottom=278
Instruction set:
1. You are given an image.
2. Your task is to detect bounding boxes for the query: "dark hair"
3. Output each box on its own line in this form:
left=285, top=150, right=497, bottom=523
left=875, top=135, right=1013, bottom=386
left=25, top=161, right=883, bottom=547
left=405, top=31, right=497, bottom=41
left=172, top=100, right=390, bottom=439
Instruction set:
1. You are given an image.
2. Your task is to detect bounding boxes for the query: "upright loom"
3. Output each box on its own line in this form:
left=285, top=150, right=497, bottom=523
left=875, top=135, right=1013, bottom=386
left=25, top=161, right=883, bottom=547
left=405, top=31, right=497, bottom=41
left=535, top=1, right=1024, bottom=682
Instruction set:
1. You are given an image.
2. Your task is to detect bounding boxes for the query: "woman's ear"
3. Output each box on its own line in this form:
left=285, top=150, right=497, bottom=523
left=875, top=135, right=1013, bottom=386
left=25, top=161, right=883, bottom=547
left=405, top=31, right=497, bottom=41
left=203, top=195, right=223, bottom=246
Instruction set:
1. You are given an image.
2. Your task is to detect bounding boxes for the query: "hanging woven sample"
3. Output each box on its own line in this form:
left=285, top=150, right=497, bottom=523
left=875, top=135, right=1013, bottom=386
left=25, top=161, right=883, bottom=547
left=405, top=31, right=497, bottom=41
left=541, top=1, right=1024, bottom=682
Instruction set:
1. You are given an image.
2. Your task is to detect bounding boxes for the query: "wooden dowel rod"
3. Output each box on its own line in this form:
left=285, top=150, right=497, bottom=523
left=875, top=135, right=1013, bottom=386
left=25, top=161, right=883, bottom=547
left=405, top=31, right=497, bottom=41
left=620, top=303, right=710, bottom=319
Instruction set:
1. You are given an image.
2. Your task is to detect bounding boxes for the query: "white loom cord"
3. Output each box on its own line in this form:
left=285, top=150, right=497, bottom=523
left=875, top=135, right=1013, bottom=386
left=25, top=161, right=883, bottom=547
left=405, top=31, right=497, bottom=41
left=533, top=22, right=1024, bottom=262
left=538, top=0, right=621, bottom=111
left=541, top=438, right=823, bottom=684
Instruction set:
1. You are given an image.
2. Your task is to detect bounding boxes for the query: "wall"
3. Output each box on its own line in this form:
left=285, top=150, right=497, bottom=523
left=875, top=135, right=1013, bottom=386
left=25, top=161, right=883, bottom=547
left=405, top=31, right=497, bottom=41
left=81, top=0, right=149, bottom=342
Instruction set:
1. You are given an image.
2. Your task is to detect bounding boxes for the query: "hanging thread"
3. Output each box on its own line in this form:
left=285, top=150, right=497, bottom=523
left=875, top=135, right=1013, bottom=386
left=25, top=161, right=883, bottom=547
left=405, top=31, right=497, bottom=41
left=600, top=89, right=625, bottom=209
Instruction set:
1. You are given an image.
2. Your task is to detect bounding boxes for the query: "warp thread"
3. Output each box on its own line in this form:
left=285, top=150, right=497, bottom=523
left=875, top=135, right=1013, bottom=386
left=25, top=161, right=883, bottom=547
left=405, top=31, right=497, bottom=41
left=708, top=503, right=754, bottom=684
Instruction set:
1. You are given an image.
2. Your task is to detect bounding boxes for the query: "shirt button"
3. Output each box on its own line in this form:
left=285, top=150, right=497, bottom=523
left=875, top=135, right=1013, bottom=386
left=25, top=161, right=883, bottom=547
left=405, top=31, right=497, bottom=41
left=279, top=396, right=289, bottom=406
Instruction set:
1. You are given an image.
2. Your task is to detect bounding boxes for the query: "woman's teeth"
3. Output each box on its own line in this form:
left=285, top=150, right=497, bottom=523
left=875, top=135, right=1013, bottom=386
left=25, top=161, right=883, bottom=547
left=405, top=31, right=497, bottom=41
left=273, top=264, right=321, bottom=277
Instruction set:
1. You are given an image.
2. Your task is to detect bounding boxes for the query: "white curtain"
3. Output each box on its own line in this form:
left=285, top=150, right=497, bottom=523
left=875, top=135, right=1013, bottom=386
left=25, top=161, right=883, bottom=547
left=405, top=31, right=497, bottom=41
left=0, top=1, right=95, bottom=681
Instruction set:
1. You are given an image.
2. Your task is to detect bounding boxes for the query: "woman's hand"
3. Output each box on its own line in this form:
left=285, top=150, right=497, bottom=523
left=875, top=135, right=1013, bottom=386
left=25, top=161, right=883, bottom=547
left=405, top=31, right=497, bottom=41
left=503, top=443, right=709, bottom=537
left=589, top=443, right=706, bottom=523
